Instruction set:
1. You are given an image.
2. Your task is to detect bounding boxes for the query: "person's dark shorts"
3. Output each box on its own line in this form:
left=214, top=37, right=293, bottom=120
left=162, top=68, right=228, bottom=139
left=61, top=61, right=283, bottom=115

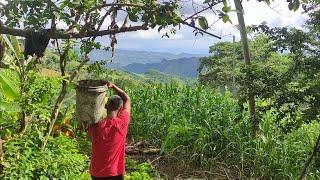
left=91, top=175, right=123, bottom=180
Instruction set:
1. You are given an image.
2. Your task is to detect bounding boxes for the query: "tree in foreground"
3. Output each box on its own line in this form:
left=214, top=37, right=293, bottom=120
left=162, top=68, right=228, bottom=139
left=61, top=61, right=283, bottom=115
left=0, top=0, right=312, bottom=149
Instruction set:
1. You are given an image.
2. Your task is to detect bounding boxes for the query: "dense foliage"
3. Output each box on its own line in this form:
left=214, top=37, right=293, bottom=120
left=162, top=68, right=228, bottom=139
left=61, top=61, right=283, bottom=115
left=199, top=21, right=320, bottom=132
left=2, top=134, right=89, bottom=179
left=127, top=82, right=320, bottom=178
left=128, top=83, right=240, bottom=146
left=1, top=49, right=320, bottom=178
left=0, top=1, right=319, bottom=179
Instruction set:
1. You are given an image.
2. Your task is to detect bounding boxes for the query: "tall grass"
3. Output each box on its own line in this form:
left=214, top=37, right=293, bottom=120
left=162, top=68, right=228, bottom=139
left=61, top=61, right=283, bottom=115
left=127, top=82, right=241, bottom=145
left=127, top=82, right=320, bottom=178
left=255, top=110, right=320, bottom=179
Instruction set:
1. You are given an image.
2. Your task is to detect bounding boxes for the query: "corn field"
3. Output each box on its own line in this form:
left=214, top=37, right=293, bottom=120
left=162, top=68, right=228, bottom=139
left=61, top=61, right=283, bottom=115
left=125, top=82, right=320, bottom=179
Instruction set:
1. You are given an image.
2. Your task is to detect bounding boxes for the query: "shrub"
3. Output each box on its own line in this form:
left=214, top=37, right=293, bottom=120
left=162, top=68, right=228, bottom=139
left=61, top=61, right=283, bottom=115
left=255, top=112, right=320, bottom=179
left=1, top=134, right=89, bottom=179
left=127, top=82, right=320, bottom=178
left=125, top=158, right=159, bottom=180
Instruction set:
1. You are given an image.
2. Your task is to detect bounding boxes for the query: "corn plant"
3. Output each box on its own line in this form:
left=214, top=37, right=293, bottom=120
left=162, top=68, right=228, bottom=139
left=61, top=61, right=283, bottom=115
left=127, top=82, right=320, bottom=178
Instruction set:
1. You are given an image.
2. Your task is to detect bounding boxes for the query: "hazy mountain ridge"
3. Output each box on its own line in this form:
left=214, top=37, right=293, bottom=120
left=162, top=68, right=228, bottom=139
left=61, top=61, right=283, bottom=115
left=121, top=57, right=200, bottom=78
left=89, top=49, right=203, bottom=78
left=89, top=49, right=205, bottom=66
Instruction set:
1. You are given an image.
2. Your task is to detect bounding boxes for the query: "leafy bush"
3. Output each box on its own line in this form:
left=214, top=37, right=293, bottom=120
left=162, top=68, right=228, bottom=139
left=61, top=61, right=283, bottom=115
left=0, top=69, right=20, bottom=132
left=25, top=72, right=61, bottom=122
left=1, top=134, right=89, bottom=179
left=255, top=111, right=320, bottom=179
left=125, top=158, right=159, bottom=180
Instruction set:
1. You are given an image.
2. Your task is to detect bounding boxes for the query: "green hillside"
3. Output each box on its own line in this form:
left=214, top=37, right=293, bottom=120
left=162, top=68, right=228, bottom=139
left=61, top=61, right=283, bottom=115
left=89, top=49, right=205, bottom=66
left=2, top=4, right=320, bottom=178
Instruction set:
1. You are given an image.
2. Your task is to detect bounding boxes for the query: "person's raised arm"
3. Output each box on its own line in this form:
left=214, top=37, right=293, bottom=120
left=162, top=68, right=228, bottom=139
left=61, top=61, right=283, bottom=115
left=106, top=82, right=131, bottom=113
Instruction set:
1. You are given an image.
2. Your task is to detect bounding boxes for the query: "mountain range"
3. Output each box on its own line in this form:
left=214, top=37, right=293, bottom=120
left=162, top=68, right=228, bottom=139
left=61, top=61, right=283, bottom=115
left=121, top=57, right=200, bottom=78
left=89, top=49, right=205, bottom=78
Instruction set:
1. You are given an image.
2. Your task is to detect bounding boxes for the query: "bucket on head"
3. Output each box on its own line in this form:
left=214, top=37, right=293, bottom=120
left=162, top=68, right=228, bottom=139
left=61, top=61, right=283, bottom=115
left=76, top=80, right=108, bottom=124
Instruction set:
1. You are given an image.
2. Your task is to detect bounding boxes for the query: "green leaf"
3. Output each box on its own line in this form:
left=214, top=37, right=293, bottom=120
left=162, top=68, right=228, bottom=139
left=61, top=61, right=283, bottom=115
left=128, top=13, right=139, bottom=22
left=1, top=35, right=21, bottom=61
left=198, top=16, right=209, bottom=30
left=222, top=6, right=231, bottom=13
left=222, top=14, right=232, bottom=24
left=292, top=0, right=300, bottom=11
left=0, top=101, right=20, bottom=112
left=0, top=72, right=19, bottom=100
left=264, top=0, right=271, bottom=5
left=10, top=36, right=21, bottom=55
left=222, top=0, right=227, bottom=7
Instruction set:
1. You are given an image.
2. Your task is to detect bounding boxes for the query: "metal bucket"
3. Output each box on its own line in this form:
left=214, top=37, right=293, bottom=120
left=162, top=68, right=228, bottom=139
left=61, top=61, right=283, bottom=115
left=76, top=80, right=108, bottom=124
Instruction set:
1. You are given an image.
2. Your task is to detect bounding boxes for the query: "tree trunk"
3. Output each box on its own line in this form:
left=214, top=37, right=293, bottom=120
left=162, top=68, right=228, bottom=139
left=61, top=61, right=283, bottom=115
left=41, top=56, right=89, bottom=149
left=41, top=46, right=69, bottom=149
left=41, top=25, right=101, bottom=150
left=41, top=80, right=68, bottom=149
left=18, top=111, right=28, bottom=135
left=233, top=0, right=257, bottom=137
left=299, top=134, right=320, bottom=180
left=18, top=70, right=28, bottom=135
left=0, top=137, right=3, bottom=175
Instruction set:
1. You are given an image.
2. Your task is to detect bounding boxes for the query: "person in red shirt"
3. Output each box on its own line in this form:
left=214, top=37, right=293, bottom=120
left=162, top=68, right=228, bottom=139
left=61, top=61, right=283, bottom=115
left=87, top=81, right=131, bottom=180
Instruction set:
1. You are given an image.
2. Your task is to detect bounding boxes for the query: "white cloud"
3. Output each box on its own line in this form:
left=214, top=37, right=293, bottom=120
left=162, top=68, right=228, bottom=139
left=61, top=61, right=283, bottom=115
left=98, top=0, right=308, bottom=54
left=123, top=27, right=185, bottom=40
left=239, top=0, right=308, bottom=28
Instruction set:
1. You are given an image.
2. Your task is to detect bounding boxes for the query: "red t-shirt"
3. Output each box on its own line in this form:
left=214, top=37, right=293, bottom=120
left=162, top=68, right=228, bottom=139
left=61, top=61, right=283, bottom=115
left=87, top=110, right=130, bottom=177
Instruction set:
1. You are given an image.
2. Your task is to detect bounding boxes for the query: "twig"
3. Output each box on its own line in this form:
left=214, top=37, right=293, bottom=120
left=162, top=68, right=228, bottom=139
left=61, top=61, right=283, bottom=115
left=87, top=3, right=145, bottom=15
left=183, top=0, right=222, bottom=22
left=180, top=21, right=221, bottom=39
left=223, top=168, right=231, bottom=180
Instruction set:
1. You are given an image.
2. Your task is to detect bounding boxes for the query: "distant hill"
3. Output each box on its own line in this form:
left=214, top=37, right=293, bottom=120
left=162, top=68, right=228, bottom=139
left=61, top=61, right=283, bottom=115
left=89, top=49, right=205, bottom=67
left=141, top=69, right=195, bottom=84
left=114, top=69, right=193, bottom=84
left=121, top=57, right=200, bottom=78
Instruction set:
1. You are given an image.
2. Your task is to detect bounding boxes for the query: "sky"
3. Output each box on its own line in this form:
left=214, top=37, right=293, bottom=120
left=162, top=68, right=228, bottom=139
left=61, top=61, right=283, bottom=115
left=0, top=0, right=307, bottom=55
left=98, top=0, right=308, bottom=55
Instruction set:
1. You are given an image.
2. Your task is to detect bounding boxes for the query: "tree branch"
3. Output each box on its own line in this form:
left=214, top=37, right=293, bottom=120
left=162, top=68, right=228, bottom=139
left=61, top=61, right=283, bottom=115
left=183, top=0, right=222, bottom=22
left=180, top=21, right=221, bottom=39
left=299, top=134, right=320, bottom=180
left=87, top=3, right=145, bottom=14
left=0, top=23, right=148, bottom=39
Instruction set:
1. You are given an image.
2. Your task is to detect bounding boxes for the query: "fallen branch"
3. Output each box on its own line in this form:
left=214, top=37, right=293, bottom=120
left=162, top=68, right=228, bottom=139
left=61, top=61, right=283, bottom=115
left=126, top=146, right=161, bottom=155
left=126, top=141, right=161, bottom=155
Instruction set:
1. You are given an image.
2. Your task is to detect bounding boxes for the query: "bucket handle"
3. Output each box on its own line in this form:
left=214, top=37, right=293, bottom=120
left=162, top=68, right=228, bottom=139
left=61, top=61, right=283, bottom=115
left=87, top=86, right=108, bottom=93
left=77, top=86, right=108, bottom=93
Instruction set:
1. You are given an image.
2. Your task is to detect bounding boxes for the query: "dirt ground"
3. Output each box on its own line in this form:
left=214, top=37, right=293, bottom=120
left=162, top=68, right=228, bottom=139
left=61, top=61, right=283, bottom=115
left=126, top=141, right=236, bottom=180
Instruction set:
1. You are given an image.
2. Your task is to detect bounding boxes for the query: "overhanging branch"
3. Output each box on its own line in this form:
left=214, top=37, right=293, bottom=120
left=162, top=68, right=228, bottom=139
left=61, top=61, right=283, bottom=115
left=88, top=3, right=145, bottom=14
left=183, top=0, right=223, bottom=21
left=0, top=24, right=148, bottom=39
left=180, top=21, right=221, bottom=39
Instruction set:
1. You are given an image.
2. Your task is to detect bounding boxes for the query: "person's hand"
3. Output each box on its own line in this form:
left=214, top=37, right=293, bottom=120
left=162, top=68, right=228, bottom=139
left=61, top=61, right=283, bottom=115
left=106, top=81, right=115, bottom=89
left=101, top=80, right=109, bottom=87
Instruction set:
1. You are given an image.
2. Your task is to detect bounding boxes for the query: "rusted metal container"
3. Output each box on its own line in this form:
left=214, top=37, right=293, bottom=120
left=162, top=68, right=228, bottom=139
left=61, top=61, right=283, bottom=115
left=76, top=80, right=107, bottom=124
